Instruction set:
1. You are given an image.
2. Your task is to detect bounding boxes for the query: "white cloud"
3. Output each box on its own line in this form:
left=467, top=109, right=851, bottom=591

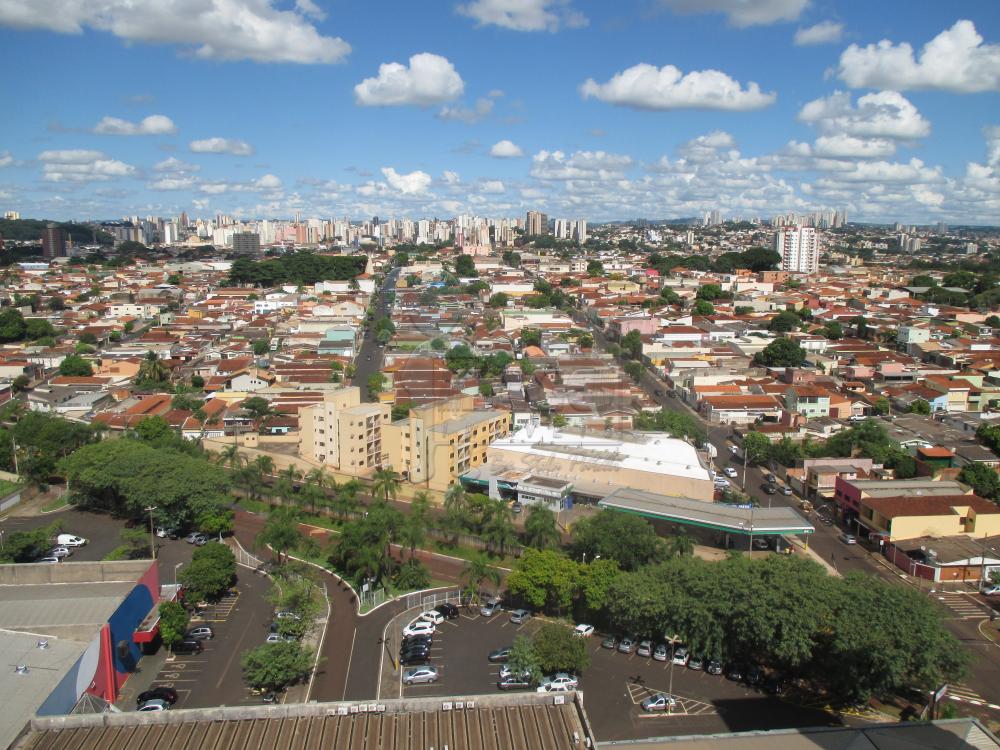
left=456, top=0, right=587, bottom=32
left=480, top=180, right=506, bottom=193
left=154, top=156, right=200, bottom=172
left=794, top=20, right=842, bottom=46
left=294, top=0, right=324, bottom=20
left=93, top=114, right=177, bottom=135
left=985, top=125, right=1000, bottom=167
left=488, top=89, right=505, bottom=98
left=580, top=63, right=776, bottom=111
left=0, top=0, right=350, bottom=64
left=490, top=139, right=524, bottom=158
left=199, top=182, right=230, bottom=194
left=37, top=149, right=135, bottom=182
left=838, top=20, right=1000, bottom=93
left=381, top=167, right=432, bottom=195
left=659, top=0, right=808, bottom=27
left=798, top=90, right=930, bottom=140
left=442, top=170, right=461, bottom=184
left=676, top=131, right=736, bottom=162
left=253, top=173, right=282, bottom=190
left=0, top=152, right=12, bottom=168
left=149, top=176, right=197, bottom=191
left=189, top=137, right=254, bottom=155
left=438, top=97, right=494, bottom=123
left=812, top=134, right=895, bottom=159
left=531, top=150, right=633, bottom=180
left=354, top=53, right=464, bottom=107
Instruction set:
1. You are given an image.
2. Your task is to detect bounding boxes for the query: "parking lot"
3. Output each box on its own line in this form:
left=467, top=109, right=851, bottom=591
left=379, top=608, right=849, bottom=741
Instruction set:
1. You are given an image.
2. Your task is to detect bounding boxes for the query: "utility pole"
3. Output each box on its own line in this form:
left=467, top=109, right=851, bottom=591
left=145, top=505, right=157, bottom=560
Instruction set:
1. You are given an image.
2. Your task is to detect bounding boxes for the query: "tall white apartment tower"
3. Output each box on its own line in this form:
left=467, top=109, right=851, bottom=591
left=776, top=226, right=819, bottom=274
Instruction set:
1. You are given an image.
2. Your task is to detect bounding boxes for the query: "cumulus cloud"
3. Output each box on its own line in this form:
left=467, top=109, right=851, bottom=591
left=490, top=139, right=524, bottom=158
left=154, top=156, right=200, bottom=172
left=0, top=0, right=351, bottom=64
left=37, top=149, right=135, bottom=182
left=838, top=20, right=1000, bottom=93
left=794, top=20, right=842, bottom=46
left=456, top=0, right=587, bottom=32
left=531, top=150, right=633, bottom=181
left=580, top=63, right=776, bottom=111
left=985, top=125, right=1000, bottom=167
left=676, top=131, right=737, bottom=162
left=812, top=134, right=895, bottom=159
left=93, top=114, right=177, bottom=135
left=0, top=152, right=12, bottom=168
left=659, top=0, right=807, bottom=27
left=189, top=137, right=254, bottom=155
left=253, top=173, right=282, bottom=190
left=479, top=179, right=506, bottom=193
left=381, top=167, right=432, bottom=194
left=438, top=97, right=494, bottom=123
left=798, top=90, right=930, bottom=140
left=149, top=176, right=197, bottom=191
left=354, top=53, right=464, bottom=107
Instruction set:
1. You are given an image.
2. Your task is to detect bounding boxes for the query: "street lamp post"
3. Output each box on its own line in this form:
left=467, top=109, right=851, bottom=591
left=145, top=505, right=157, bottom=560
left=174, top=562, right=183, bottom=590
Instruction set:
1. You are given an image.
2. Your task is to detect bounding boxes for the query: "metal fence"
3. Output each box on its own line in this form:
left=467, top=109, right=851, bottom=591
left=405, top=587, right=462, bottom=612
left=227, top=538, right=266, bottom=571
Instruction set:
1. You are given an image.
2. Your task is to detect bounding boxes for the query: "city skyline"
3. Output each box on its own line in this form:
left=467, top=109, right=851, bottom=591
left=0, top=1, right=998, bottom=224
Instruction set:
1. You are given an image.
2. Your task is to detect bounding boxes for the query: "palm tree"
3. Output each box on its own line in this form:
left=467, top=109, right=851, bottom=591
left=462, top=552, right=501, bottom=606
left=482, top=499, right=517, bottom=557
left=442, top=484, right=469, bottom=544
left=371, top=468, right=400, bottom=504
left=667, top=529, right=694, bottom=558
left=137, top=350, right=170, bottom=386
left=523, top=505, right=560, bottom=549
left=333, top=479, right=363, bottom=517
left=280, top=463, right=302, bottom=486
left=216, top=444, right=245, bottom=472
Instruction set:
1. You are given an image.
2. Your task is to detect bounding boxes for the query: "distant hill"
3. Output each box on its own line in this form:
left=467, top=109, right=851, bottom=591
left=0, top=219, right=113, bottom=245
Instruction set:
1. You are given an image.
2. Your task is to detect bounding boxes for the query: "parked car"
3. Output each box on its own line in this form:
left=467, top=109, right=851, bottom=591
left=276, top=611, right=301, bottom=620
left=746, top=665, right=765, bottom=687
left=688, top=655, right=705, bottom=671
left=641, top=693, right=677, bottom=712
left=726, top=664, right=744, bottom=682
left=636, top=640, right=653, bottom=658
left=403, top=620, right=435, bottom=638
left=136, top=687, right=178, bottom=705
left=137, top=699, right=169, bottom=712
left=265, top=633, right=283, bottom=644
left=403, top=634, right=433, bottom=648
left=185, top=626, right=214, bottom=640
left=402, top=666, right=438, bottom=685
left=762, top=483, right=777, bottom=495
left=488, top=647, right=511, bottom=663
left=839, top=532, right=857, bottom=545
left=536, top=673, right=578, bottom=692
left=573, top=624, right=595, bottom=638
left=714, top=478, right=731, bottom=488
left=511, top=502, right=522, bottom=514
left=47, top=546, right=71, bottom=559
left=729, top=444, right=739, bottom=454
left=37, top=555, right=61, bottom=563
left=500, top=665, right=533, bottom=681
left=617, top=636, right=636, bottom=654
left=752, top=537, right=770, bottom=550
left=155, top=527, right=175, bottom=539
left=173, top=639, right=203, bottom=654
left=764, top=473, right=776, bottom=484
left=56, top=534, right=87, bottom=547
left=723, top=467, right=738, bottom=478
left=400, top=651, right=430, bottom=666
left=981, top=584, right=1000, bottom=596
left=498, top=675, right=533, bottom=690
left=434, top=603, right=459, bottom=619
left=601, top=634, right=619, bottom=650
left=509, top=609, right=531, bottom=624
left=419, top=610, right=445, bottom=625
left=779, top=486, right=793, bottom=496
left=763, top=675, right=785, bottom=695
left=653, top=643, right=668, bottom=662
left=184, top=532, right=202, bottom=544
left=671, top=646, right=689, bottom=666
left=480, top=598, right=502, bottom=617
left=706, top=660, right=724, bottom=676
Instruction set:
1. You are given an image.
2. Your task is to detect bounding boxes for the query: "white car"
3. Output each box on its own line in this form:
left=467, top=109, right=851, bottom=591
left=402, top=666, right=438, bottom=685
left=265, top=633, right=282, bottom=644
left=671, top=646, right=689, bottom=666
left=536, top=673, right=578, bottom=692
left=38, top=555, right=61, bottom=563
left=723, top=467, right=738, bottom=478
left=573, top=624, right=594, bottom=638
left=981, top=584, right=1000, bottom=596
left=729, top=445, right=739, bottom=454
left=419, top=610, right=445, bottom=625
left=641, top=693, right=677, bottom=712
left=56, top=534, right=87, bottom=547
left=714, top=478, right=730, bottom=488
left=403, top=620, right=436, bottom=638
left=47, top=546, right=72, bottom=559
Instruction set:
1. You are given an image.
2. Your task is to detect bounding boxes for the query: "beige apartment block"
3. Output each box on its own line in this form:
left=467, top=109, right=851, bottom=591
left=299, top=386, right=391, bottom=478
left=382, top=395, right=512, bottom=491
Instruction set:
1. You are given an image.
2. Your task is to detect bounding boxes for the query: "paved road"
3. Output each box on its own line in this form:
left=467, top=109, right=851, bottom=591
left=352, top=268, right=399, bottom=402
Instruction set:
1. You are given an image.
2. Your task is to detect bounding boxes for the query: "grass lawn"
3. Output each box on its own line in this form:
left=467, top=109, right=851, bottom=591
left=0, top=478, right=23, bottom=498
left=40, top=495, right=69, bottom=512
left=430, top=540, right=516, bottom=569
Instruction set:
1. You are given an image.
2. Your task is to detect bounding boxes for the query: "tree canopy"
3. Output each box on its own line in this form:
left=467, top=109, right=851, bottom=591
left=229, top=252, right=367, bottom=286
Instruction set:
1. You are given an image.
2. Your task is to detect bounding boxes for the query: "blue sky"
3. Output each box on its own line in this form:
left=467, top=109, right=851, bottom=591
left=0, top=0, right=998, bottom=224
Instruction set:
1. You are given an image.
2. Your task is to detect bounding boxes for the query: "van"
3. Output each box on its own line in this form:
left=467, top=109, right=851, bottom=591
left=56, top=534, right=87, bottom=547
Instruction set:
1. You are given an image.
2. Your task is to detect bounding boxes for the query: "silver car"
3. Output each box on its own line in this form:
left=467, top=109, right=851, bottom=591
left=509, top=608, right=531, bottom=624
left=617, top=636, right=636, bottom=654
left=403, top=666, right=439, bottom=685
left=480, top=598, right=502, bottom=617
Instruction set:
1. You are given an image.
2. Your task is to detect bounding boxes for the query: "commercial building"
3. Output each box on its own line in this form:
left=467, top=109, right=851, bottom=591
left=41, top=224, right=66, bottom=259
left=231, top=231, right=261, bottom=254
left=0, top=560, right=166, bottom=750
left=482, top=424, right=714, bottom=503
left=776, top=226, right=818, bottom=274
left=382, top=395, right=511, bottom=491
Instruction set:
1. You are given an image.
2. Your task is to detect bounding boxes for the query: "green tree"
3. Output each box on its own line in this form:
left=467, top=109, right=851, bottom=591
left=532, top=623, right=591, bottom=674
left=623, top=360, right=643, bottom=382
left=569, top=511, right=664, bottom=571
left=461, top=551, right=501, bottom=605
left=696, top=284, right=724, bottom=301
left=523, top=505, right=560, bottom=549
left=506, top=548, right=580, bottom=613
left=58, top=354, right=93, bottom=377
left=753, top=337, right=806, bottom=368
left=136, top=350, right=170, bottom=387
left=691, top=299, right=714, bottom=316
left=659, top=287, right=680, bottom=304
left=454, top=254, right=477, bottom=277
left=179, top=542, right=236, bottom=603
left=958, top=463, right=1000, bottom=501
left=769, top=310, right=801, bottom=333
left=252, top=339, right=270, bottom=356
left=256, top=508, right=302, bottom=562
left=0, top=309, right=27, bottom=342
left=822, top=321, right=844, bottom=340
left=621, top=330, right=643, bottom=360
left=741, top=431, right=771, bottom=466
left=666, top=529, right=694, bottom=557
left=367, top=372, right=387, bottom=398
left=579, top=557, right=622, bottom=612
left=241, top=641, right=315, bottom=692
left=507, top=635, right=543, bottom=686
left=908, top=398, right=931, bottom=415
left=873, top=397, right=890, bottom=416
left=371, top=468, right=401, bottom=504
left=551, top=413, right=568, bottom=428
left=586, top=260, right=604, bottom=277
left=158, top=600, right=189, bottom=652
left=482, top=498, right=517, bottom=556
left=488, top=292, right=509, bottom=308
left=478, top=381, right=494, bottom=397
left=241, top=396, right=274, bottom=423
left=520, top=328, right=542, bottom=347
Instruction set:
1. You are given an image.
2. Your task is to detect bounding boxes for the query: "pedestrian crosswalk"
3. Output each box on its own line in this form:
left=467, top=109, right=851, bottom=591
left=946, top=683, right=1000, bottom=712
left=934, top=591, right=991, bottom=620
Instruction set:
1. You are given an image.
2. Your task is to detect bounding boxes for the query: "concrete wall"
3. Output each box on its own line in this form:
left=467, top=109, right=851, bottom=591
left=0, top=560, right=153, bottom=585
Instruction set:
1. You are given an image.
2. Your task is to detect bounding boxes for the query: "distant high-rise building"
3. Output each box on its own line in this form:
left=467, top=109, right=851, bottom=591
left=936, top=222, right=948, bottom=235
left=3, top=211, right=19, bottom=220
left=526, top=210, right=548, bottom=236
left=42, top=224, right=66, bottom=259
left=232, top=232, right=261, bottom=254
left=776, top=226, right=818, bottom=275
left=179, top=211, right=189, bottom=228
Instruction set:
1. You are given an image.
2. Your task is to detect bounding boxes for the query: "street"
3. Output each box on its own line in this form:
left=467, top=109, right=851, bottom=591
left=352, top=267, right=399, bottom=402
